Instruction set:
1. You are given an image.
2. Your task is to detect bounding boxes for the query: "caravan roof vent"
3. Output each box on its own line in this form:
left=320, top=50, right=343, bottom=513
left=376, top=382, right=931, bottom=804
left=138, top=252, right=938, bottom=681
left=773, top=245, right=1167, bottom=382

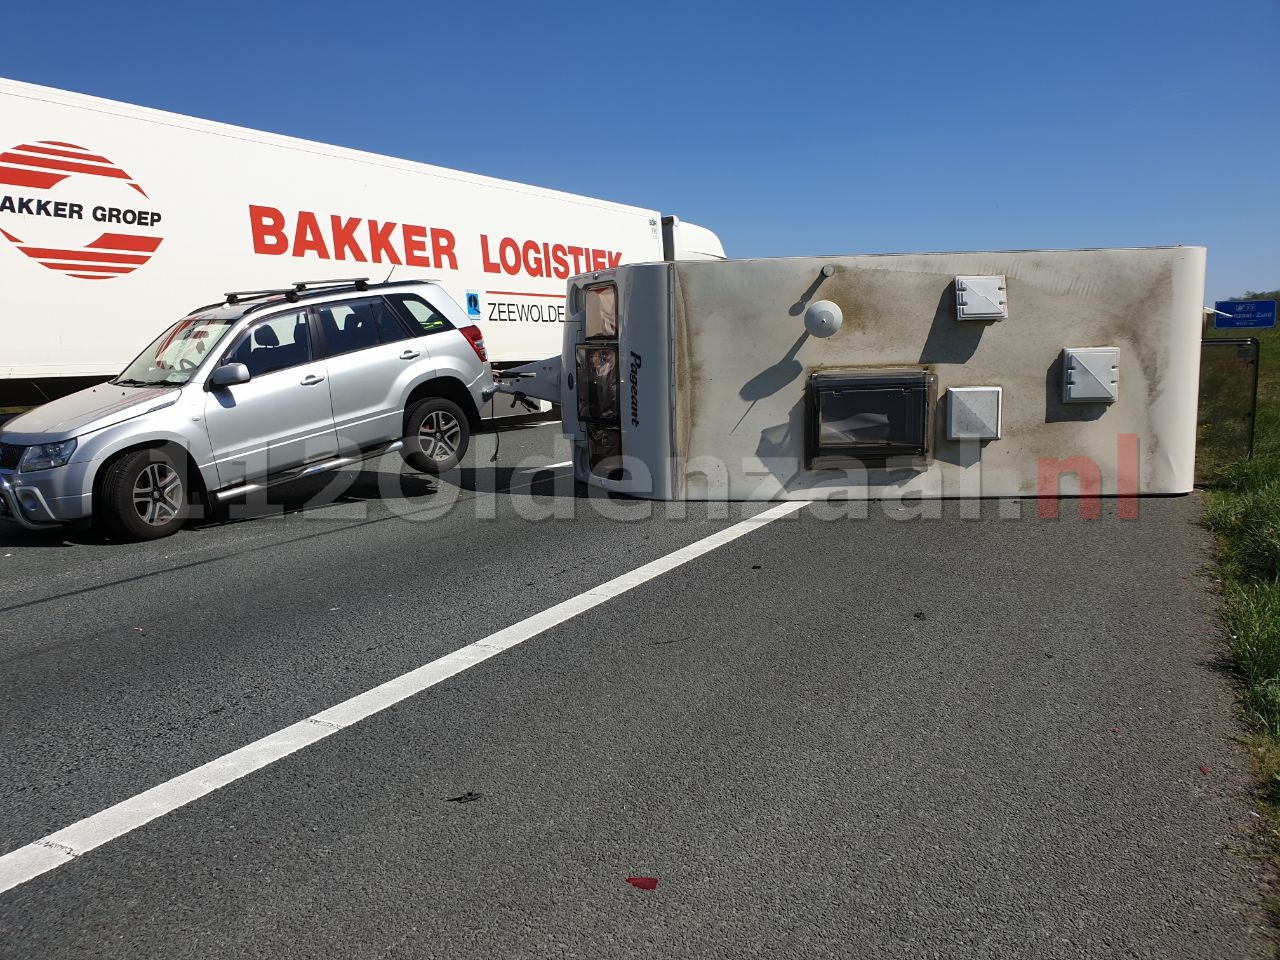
left=954, top=275, right=1008, bottom=321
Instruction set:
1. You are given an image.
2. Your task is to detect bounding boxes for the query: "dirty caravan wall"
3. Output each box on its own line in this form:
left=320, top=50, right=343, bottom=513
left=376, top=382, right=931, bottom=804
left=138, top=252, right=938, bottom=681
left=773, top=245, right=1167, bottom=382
left=561, top=246, right=1205, bottom=501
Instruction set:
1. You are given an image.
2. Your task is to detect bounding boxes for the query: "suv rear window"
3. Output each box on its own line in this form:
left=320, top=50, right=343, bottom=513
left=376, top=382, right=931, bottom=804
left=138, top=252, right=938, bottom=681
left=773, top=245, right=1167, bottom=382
left=386, top=294, right=456, bottom=336
left=316, top=297, right=411, bottom=356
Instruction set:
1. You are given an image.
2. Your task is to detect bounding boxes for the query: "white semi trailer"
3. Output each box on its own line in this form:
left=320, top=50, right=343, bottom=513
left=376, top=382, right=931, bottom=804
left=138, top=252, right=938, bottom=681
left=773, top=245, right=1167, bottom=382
left=0, top=78, right=722, bottom=407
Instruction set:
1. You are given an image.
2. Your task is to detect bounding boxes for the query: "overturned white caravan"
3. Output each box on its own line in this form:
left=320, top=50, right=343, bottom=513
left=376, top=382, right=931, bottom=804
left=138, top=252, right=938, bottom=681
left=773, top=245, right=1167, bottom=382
left=499, top=246, right=1205, bottom=501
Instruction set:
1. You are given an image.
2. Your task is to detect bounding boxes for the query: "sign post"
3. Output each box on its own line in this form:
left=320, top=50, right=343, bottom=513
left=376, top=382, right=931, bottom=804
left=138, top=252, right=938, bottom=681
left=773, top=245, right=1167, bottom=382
left=1213, top=300, right=1277, bottom=329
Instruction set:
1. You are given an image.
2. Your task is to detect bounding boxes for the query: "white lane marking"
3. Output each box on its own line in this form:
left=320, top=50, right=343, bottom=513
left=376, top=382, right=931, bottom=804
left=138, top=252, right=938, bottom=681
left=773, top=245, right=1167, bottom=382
left=0, top=501, right=804, bottom=895
left=521, top=461, right=573, bottom=471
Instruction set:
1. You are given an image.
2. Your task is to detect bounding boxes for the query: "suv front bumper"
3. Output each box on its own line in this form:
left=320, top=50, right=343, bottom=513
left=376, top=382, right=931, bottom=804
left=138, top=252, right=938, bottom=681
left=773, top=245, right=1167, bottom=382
left=0, top=468, right=92, bottom=530
left=0, top=471, right=61, bottom=529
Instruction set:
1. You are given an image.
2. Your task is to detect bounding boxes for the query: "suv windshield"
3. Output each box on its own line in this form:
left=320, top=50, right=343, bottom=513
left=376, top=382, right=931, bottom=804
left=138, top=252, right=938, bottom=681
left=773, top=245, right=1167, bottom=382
left=114, top=314, right=238, bottom=386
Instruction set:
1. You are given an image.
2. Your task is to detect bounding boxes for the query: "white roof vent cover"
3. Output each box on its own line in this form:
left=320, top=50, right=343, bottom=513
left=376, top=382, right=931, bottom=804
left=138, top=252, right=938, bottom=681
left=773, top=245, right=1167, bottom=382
left=954, top=275, right=1008, bottom=321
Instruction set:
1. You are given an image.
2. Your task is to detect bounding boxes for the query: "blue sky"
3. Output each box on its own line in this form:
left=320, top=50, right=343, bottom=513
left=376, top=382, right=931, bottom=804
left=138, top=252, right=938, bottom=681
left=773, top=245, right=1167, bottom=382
left=5, top=0, right=1276, bottom=302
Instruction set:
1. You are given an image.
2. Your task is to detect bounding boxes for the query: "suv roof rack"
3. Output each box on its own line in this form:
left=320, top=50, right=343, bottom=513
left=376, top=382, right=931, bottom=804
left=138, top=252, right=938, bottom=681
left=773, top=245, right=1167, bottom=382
left=291, top=277, right=371, bottom=293
left=222, top=277, right=434, bottom=311
left=222, top=277, right=371, bottom=306
left=223, top=287, right=297, bottom=305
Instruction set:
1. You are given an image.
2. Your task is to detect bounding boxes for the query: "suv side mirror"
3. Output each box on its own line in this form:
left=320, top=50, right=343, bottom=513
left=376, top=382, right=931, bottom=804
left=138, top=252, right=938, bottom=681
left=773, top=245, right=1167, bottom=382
left=209, top=363, right=250, bottom=389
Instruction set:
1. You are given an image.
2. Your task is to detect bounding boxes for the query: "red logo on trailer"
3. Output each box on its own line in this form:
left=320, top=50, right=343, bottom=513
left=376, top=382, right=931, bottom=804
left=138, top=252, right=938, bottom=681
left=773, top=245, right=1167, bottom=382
left=0, top=140, right=164, bottom=280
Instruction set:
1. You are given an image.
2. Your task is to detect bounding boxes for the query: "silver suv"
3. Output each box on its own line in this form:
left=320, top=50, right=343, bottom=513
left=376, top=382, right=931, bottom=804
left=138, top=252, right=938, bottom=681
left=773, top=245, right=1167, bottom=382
left=0, top=278, right=491, bottom=540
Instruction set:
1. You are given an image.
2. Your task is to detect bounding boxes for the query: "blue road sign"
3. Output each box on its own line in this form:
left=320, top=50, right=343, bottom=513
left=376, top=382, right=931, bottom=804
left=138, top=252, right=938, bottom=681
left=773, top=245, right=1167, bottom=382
left=1214, top=299, right=1276, bottom=329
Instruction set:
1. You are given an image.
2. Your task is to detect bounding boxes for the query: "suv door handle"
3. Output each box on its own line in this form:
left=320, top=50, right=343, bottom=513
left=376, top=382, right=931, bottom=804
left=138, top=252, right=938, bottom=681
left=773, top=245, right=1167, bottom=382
left=300, top=374, right=325, bottom=386
left=399, top=349, right=421, bottom=360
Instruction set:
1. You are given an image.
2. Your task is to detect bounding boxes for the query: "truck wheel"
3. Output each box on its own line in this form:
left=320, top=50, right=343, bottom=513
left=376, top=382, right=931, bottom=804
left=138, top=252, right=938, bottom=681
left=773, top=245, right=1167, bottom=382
left=403, top=397, right=470, bottom=473
left=98, top=448, right=190, bottom=540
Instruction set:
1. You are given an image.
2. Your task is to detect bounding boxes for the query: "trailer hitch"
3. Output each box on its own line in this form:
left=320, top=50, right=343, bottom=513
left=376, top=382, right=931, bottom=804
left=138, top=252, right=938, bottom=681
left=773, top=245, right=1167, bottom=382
left=482, top=355, right=563, bottom=407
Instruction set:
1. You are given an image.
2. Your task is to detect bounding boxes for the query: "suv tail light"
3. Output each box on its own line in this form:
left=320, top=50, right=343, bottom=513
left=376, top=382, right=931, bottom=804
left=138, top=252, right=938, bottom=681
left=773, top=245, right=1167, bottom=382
left=459, top=325, right=487, bottom=362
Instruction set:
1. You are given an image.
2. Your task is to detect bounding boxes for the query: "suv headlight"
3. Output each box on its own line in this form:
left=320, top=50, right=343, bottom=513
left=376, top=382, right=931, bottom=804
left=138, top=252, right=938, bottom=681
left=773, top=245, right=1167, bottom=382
left=19, top=439, right=78, bottom=472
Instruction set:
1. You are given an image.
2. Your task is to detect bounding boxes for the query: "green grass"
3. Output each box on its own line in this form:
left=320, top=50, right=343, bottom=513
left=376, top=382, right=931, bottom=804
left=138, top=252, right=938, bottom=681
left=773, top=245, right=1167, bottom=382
left=1202, top=322, right=1280, bottom=821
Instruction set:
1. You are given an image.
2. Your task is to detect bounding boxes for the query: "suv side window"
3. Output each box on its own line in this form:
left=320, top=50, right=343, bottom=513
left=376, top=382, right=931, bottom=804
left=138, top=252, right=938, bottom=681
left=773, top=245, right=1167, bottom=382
left=315, top=297, right=412, bottom=357
left=386, top=294, right=456, bottom=337
left=223, top=310, right=313, bottom=377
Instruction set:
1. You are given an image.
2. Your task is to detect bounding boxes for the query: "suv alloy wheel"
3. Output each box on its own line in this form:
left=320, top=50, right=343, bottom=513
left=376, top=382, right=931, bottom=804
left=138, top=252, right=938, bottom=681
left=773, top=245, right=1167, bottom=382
left=98, top=447, right=190, bottom=540
left=402, top=397, right=470, bottom=473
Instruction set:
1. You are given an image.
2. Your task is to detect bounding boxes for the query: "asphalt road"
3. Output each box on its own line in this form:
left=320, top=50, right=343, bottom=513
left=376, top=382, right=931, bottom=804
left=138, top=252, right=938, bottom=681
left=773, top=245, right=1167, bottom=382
left=0, top=420, right=1271, bottom=958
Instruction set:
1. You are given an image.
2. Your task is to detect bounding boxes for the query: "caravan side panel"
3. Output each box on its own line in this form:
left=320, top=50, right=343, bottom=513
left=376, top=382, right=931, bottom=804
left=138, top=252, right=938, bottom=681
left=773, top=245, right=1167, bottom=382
left=595, top=247, right=1204, bottom=499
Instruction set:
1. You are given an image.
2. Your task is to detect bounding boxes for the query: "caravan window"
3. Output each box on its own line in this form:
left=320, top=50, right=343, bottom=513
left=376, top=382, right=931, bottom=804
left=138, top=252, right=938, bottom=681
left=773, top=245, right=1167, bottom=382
left=584, top=284, right=617, bottom=339
left=807, top=370, right=936, bottom=469
left=576, top=345, right=619, bottom=422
